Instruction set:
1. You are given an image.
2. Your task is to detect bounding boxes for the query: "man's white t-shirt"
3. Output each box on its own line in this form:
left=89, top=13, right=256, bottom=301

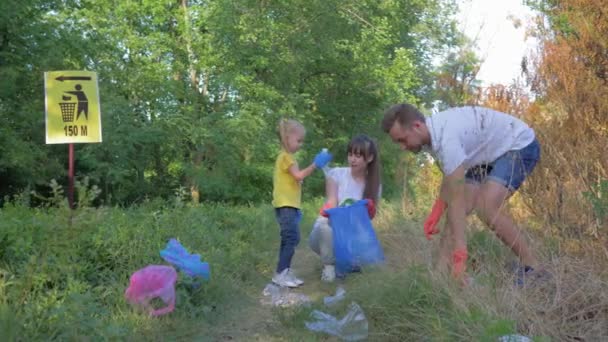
left=328, top=167, right=381, bottom=204
left=425, top=106, right=535, bottom=175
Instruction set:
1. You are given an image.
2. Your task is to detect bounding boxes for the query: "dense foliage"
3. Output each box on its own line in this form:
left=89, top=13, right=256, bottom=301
left=0, top=0, right=461, bottom=205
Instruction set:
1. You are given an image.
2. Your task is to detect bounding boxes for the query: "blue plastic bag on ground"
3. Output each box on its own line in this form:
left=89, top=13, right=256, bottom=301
left=160, top=239, right=210, bottom=280
left=326, top=200, right=384, bottom=275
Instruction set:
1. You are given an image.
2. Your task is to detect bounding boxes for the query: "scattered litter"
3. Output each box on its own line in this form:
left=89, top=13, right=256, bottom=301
left=261, top=283, right=311, bottom=307
left=323, top=286, right=346, bottom=306
left=125, top=265, right=177, bottom=316
left=160, top=238, right=210, bottom=280
left=498, top=335, right=532, bottom=342
left=305, top=302, right=368, bottom=341
left=466, top=276, right=477, bottom=287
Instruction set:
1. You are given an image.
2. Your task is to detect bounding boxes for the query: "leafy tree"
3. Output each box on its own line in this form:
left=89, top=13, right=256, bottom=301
left=1, top=0, right=464, bottom=205
left=0, top=0, right=91, bottom=201
left=433, top=33, right=481, bottom=109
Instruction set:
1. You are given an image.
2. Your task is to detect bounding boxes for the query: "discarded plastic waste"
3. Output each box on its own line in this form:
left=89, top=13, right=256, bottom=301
left=261, top=283, right=311, bottom=307
left=125, top=265, right=177, bottom=316
left=499, top=335, right=532, bottom=342
left=305, top=302, right=368, bottom=341
left=323, top=286, right=346, bottom=306
left=160, top=238, right=210, bottom=279
left=326, top=200, right=384, bottom=274
left=340, top=198, right=355, bottom=206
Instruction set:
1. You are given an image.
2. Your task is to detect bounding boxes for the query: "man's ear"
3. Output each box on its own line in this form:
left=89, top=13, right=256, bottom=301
left=412, top=120, right=427, bottom=135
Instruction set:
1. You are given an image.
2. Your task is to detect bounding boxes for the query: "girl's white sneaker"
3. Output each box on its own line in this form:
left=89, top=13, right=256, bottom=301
left=287, top=268, right=304, bottom=286
left=272, top=269, right=298, bottom=288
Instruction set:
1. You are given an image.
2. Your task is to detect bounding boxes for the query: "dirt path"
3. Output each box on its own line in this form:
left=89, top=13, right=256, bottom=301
left=209, top=245, right=341, bottom=341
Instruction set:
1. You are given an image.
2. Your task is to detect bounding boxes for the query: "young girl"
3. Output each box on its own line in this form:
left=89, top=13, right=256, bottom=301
left=309, top=135, right=381, bottom=282
left=272, top=118, right=332, bottom=288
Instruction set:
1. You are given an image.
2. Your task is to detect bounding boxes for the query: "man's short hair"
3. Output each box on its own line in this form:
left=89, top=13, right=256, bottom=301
left=381, top=103, right=425, bottom=132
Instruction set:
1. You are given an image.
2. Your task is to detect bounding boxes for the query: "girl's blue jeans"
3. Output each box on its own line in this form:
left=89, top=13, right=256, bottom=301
left=275, top=206, right=302, bottom=273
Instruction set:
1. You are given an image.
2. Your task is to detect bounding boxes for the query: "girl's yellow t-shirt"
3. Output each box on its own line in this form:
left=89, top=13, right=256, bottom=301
left=272, top=150, right=301, bottom=208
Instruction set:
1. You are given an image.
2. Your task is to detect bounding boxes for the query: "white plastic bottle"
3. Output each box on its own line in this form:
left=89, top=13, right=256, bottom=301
left=321, top=148, right=331, bottom=177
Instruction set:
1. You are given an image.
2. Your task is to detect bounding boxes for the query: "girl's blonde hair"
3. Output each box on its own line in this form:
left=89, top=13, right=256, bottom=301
left=347, top=135, right=381, bottom=203
left=277, top=118, right=305, bottom=150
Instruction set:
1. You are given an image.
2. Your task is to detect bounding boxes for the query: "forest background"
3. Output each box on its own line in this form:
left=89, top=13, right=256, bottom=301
left=0, top=0, right=606, bottom=340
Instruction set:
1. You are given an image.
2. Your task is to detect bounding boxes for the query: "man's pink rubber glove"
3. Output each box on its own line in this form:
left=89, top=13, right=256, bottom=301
left=451, top=248, right=468, bottom=280
left=423, top=198, right=447, bottom=240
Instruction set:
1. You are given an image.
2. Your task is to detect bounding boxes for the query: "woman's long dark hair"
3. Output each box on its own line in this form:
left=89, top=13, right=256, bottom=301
left=347, top=135, right=381, bottom=203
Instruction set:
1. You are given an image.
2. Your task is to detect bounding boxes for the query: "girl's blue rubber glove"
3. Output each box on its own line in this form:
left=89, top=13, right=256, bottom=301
left=313, top=150, right=332, bottom=168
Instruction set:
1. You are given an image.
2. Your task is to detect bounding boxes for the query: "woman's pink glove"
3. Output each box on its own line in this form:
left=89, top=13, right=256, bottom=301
left=423, top=198, right=447, bottom=240
left=365, top=199, right=376, bottom=219
left=319, top=202, right=334, bottom=217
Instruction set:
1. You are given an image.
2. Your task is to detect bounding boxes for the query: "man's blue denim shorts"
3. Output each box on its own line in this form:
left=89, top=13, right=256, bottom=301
left=465, top=138, right=540, bottom=191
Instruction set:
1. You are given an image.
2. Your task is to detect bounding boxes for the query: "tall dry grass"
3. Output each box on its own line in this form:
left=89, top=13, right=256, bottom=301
left=487, top=0, right=607, bottom=240
left=374, top=203, right=608, bottom=341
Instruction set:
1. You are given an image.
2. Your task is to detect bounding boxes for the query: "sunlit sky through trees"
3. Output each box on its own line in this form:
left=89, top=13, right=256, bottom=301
left=457, top=0, right=538, bottom=86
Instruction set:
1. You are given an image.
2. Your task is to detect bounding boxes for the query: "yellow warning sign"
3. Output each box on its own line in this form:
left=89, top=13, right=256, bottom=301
left=45, top=71, right=102, bottom=144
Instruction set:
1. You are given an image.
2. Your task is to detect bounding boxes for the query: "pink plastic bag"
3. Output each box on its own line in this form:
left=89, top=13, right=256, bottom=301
left=125, top=265, right=178, bottom=316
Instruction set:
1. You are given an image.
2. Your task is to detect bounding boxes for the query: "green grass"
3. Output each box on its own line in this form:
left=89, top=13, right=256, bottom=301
left=0, top=199, right=284, bottom=340
left=0, top=198, right=551, bottom=341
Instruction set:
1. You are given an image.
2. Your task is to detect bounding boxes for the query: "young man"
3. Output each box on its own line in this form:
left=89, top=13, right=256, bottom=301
left=382, top=103, right=541, bottom=284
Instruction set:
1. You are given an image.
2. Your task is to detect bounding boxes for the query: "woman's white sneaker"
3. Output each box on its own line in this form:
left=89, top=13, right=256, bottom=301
left=321, top=265, right=336, bottom=282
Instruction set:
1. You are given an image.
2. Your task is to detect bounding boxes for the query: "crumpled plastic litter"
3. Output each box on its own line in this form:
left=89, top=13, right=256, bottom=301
left=323, top=286, right=346, bottom=306
left=260, top=283, right=311, bottom=307
left=160, top=238, right=210, bottom=279
left=499, top=335, right=532, bottom=342
left=305, top=302, right=368, bottom=341
left=125, top=265, right=177, bottom=316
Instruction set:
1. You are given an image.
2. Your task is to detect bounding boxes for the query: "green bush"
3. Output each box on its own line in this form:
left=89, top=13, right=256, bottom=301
left=0, top=198, right=281, bottom=340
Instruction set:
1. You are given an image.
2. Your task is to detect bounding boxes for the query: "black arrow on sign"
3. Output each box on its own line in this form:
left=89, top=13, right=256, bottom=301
left=55, top=75, right=92, bottom=82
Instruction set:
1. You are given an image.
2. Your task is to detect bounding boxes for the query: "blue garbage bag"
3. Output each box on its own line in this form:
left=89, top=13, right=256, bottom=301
left=326, top=200, right=384, bottom=275
left=160, top=239, right=210, bottom=280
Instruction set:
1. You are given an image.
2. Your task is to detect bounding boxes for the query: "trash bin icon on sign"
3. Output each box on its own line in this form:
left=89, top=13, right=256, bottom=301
left=60, top=84, right=88, bottom=122
left=59, top=95, right=76, bottom=122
